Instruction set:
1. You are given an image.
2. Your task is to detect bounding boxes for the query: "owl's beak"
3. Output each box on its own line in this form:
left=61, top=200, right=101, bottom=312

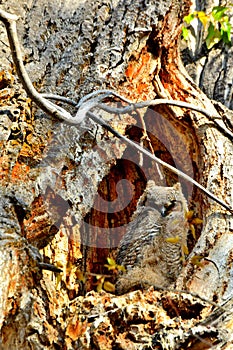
left=161, top=200, right=181, bottom=217
left=161, top=206, right=167, bottom=217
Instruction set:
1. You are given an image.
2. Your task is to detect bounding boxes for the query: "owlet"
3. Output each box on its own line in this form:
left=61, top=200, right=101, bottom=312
left=115, top=180, right=189, bottom=295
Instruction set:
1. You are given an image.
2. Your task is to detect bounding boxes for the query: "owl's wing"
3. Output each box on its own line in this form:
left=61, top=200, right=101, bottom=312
left=116, top=208, right=161, bottom=269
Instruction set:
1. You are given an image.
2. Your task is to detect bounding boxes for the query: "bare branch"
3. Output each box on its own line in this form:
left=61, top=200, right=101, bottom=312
left=37, top=262, right=62, bottom=273
left=97, top=99, right=233, bottom=140
left=76, top=89, right=133, bottom=107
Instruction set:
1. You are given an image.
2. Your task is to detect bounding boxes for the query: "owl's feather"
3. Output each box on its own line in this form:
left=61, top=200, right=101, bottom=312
left=115, top=180, right=188, bottom=295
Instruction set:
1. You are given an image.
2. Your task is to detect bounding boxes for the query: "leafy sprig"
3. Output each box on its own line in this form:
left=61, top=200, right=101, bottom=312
left=182, top=6, right=232, bottom=49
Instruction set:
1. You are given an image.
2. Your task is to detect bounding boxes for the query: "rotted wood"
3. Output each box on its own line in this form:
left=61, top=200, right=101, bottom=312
left=0, top=0, right=232, bottom=349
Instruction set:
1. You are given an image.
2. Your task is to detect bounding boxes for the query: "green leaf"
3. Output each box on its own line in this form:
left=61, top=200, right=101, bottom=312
left=182, top=26, right=189, bottom=40
left=212, top=6, right=228, bottom=21
left=182, top=7, right=232, bottom=49
left=191, top=255, right=204, bottom=267
left=96, top=276, right=105, bottom=292
left=190, top=224, right=196, bottom=240
left=185, top=210, right=194, bottom=220
left=196, top=11, right=209, bottom=27
left=117, top=264, right=126, bottom=272
left=221, top=20, right=232, bottom=43
left=192, top=218, right=203, bottom=225
left=184, top=13, right=195, bottom=24
left=206, top=22, right=221, bottom=49
left=103, top=281, right=115, bottom=293
left=106, top=257, right=116, bottom=266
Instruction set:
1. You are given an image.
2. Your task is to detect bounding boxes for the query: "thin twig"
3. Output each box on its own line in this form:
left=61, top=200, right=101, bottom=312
left=76, top=89, right=133, bottom=107
left=98, top=100, right=233, bottom=140
left=37, top=262, right=62, bottom=273
left=40, top=93, right=77, bottom=107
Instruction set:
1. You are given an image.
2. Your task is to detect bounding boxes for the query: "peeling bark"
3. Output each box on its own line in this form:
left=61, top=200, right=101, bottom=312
left=0, top=0, right=233, bottom=349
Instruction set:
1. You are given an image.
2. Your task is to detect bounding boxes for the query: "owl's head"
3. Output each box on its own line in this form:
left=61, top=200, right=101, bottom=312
left=138, top=180, right=188, bottom=217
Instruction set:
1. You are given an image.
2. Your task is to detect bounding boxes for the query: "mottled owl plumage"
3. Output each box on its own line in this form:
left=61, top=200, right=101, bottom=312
left=115, top=180, right=189, bottom=295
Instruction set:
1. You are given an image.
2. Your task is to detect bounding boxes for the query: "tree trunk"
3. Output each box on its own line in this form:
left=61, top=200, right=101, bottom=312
left=0, top=0, right=232, bottom=349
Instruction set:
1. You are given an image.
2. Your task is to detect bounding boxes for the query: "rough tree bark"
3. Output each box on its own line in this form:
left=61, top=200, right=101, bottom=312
left=0, top=0, right=232, bottom=349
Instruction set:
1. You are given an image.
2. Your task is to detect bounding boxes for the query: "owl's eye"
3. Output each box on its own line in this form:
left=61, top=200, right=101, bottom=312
left=161, top=200, right=179, bottom=217
left=144, top=198, right=162, bottom=211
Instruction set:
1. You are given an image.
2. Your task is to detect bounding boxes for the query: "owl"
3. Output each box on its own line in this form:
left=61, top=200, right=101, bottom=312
left=115, top=180, right=189, bottom=295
